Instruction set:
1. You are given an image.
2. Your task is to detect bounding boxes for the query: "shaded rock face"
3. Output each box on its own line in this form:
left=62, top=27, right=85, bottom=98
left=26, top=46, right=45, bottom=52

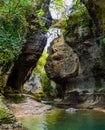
left=45, top=1, right=105, bottom=107
left=81, top=0, right=105, bottom=35
left=45, top=36, right=79, bottom=83
left=7, top=32, right=47, bottom=90
left=6, top=0, right=52, bottom=91
left=64, top=16, right=105, bottom=106
left=23, top=73, right=42, bottom=94
left=65, top=22, right=105, bottom=89
left=64, top=0, right=105, bottom=90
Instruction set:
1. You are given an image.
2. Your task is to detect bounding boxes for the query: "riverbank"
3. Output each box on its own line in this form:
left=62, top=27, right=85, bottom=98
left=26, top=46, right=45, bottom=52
left=8, top=97, right=105, bottom=130
left=8, top=96, right=52, bottom=118
left=0, top=95, right=25, bottom=130
left=8, top=95, right=105, bottom=119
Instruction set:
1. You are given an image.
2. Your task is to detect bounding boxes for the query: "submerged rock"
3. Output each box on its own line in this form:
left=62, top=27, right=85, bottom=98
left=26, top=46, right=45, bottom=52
left=65, top=108, right=77, bottom=113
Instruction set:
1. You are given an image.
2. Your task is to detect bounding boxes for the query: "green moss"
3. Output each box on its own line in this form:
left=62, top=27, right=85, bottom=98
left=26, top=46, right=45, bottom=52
left=34, top=93, right=46, bottom=101
left=64, top=0, right=92, bottom=38
left=5, top=93, right=26, bottom=104
left=0, top=107, right=15, bottom=124
left=0, top=96, right=16, bottom=124
left=33, top=51, right=55, bottom=98
left=0, top=75, right=7, bottom=93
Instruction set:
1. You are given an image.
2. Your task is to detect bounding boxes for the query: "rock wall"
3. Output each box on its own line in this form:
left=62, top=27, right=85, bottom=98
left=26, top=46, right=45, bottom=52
left=6, top=0, right=52, bottom=91
left=81, top=0, right=105, bottom=35
left=0, top=0, right=52, bottom=127
left=45, top=0, right=105, bottom=107
left=7, top=32, right=47, bottom=91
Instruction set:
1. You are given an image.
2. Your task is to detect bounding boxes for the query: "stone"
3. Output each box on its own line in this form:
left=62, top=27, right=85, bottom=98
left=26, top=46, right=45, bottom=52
left=23, top=73, right=42, bottom=94
left=65, top=108, right=77, bottom=113
left=45, top=36, right=79, bottom=83
left=6, top=31, right=47, bottom=91
left=6, top=0, right=52, bottom=91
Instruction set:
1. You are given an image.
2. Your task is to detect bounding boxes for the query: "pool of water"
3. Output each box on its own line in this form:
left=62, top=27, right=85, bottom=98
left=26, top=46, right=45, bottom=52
left=19, top=108, right=105, bottom=130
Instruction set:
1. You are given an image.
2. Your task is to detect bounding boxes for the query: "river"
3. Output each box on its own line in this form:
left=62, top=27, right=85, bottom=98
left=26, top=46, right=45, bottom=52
left=19, top=108, right=105, bottom=130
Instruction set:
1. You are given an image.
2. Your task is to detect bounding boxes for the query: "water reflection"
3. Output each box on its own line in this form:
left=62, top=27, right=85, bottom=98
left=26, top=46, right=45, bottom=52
left=19, top=108, right=105, bottom=130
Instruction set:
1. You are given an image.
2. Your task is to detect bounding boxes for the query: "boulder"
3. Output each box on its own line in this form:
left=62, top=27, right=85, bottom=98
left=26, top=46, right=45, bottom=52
left=45, top=1, right=105, bottom=108
left=65, top=108, right=77, bottom=113
left=45, top=36, right=79, bottom=83
left=23, top=73, right=42, bottom=94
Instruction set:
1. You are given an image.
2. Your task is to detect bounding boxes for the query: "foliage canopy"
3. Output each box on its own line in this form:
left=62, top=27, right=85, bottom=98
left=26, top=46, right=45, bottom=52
left=0, top=0, right=46, bottom=69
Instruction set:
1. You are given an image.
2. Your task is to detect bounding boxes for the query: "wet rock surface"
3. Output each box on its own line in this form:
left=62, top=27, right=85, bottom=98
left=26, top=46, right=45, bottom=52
left=65, top=108, right=77, bottom=113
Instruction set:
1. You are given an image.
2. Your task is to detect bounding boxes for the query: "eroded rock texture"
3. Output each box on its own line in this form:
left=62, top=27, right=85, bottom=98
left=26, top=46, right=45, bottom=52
left=81, top=0, right=105, bottom=35
left=7, top=32, right=47, bottom=90
left=45, top=36, right=79, bottom=83
left=6, top=0, right=52, bottom=91
left=45, top=0, right=105, bottom=107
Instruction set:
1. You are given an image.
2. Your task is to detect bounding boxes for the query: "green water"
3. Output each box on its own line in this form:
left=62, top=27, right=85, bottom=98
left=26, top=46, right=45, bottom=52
left=20, top=108, right=105, bottom=130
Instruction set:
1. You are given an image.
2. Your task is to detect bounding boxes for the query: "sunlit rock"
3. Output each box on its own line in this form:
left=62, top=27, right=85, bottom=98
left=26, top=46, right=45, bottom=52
left=45, top=36, right=79, bottom=83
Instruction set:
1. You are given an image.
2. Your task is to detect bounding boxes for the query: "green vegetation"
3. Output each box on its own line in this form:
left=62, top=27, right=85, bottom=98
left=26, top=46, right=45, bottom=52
left=103, top=38, right=105, bottom=44
left=52, top=0, right=90, bottom=33
left=0, top=0, right=31, bottom=67
left=40, top=70, right=54, bottom=97
left=51, top=0, right=64, bottom=11
left=71, top=0, right=84, bottom=13
left=69, top=0, right=91, bottom=26
left=0, top=96, right=16, bottom=124
left=33, top=51, right=55, bottom=98
left=64, top=0, right=91, bottom=37
left=0, top=0, right=47, bottom=69
left=33, top=51, right=48, bottom=76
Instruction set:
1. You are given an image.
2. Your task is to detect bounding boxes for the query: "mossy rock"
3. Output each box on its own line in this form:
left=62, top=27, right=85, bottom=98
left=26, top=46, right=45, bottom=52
left=0, top=96, right=16, bottom=124
left=5, top=93, right=26, bottom=104
left=0, top=75, right=7, bottom=93
left=34, top=93, right=46, bottom=101
left=0, top=107, right=15, bottom=124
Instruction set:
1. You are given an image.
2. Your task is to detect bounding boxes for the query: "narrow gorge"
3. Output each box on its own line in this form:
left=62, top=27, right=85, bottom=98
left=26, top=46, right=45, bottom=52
left=0, top=0, right=105, bottom=130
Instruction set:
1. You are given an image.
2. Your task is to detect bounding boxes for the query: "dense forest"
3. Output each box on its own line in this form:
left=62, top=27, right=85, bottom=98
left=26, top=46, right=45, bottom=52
left=0, top=0, right=105, bottom=130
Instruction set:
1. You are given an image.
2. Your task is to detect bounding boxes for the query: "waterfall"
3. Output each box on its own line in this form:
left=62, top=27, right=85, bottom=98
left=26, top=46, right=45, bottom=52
left=45, top=0, right=73, bottom=50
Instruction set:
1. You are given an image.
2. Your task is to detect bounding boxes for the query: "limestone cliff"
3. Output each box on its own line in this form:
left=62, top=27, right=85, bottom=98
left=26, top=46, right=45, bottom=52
left=45, top=0, right=105, bottom=108
left=0, top=0, right=52, bottom=127
left=6, top=0, right=52, bottom=91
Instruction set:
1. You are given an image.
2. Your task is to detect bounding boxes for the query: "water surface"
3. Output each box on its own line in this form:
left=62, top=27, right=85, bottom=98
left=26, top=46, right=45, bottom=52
left=19, top=108, right=105, bottom=130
